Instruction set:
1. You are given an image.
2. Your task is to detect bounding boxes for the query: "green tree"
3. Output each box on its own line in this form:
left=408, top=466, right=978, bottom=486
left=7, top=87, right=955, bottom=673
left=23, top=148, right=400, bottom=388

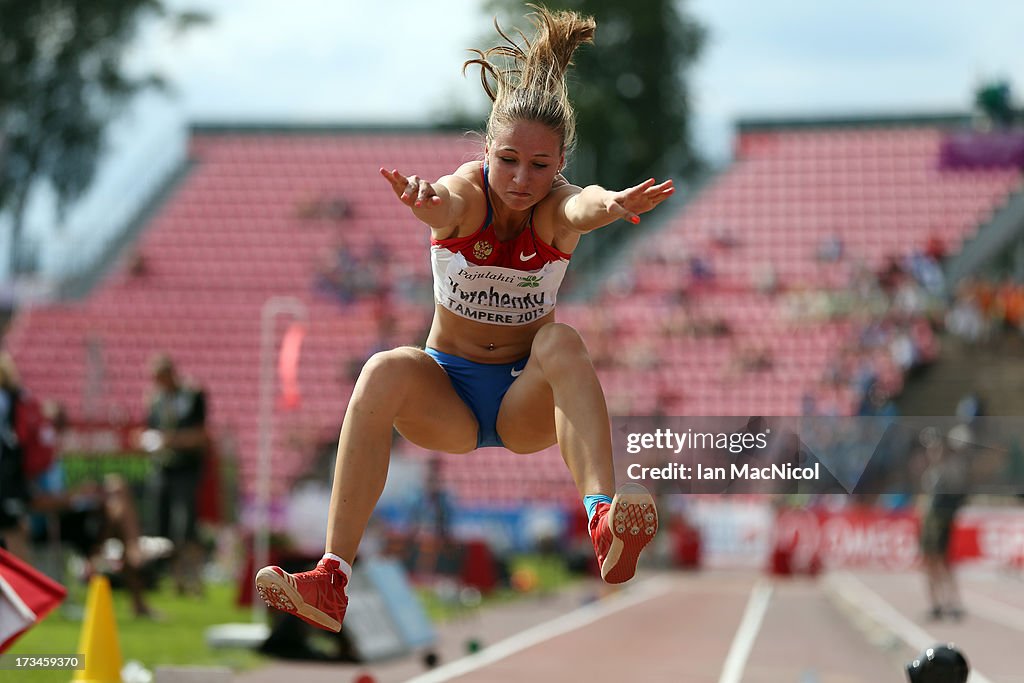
left=0, top=0, right=207, bottom=277
left=479, top=0, right=706, bottom=188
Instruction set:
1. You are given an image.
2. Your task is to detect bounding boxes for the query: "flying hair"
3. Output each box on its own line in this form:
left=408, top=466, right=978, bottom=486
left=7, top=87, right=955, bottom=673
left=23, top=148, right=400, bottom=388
left=462, top=4, right=596, bottom=154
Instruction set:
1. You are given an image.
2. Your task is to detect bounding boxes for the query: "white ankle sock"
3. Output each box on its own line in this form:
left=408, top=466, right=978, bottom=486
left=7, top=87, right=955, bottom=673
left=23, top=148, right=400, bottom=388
left=322, top=553, right=352, bottom=578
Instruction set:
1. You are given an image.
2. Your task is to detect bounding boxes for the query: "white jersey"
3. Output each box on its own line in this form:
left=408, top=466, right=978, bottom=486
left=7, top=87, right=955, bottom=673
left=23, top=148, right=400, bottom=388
left=430, top=247, right=570, bottom=326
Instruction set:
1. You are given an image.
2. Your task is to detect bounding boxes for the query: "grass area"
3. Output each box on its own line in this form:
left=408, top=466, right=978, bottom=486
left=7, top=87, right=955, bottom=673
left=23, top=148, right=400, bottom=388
left=417, top=553, right=576, bottom=622
left=6, top=579, right=267, bottom=683
left=6, top=554, right=576, bottom=681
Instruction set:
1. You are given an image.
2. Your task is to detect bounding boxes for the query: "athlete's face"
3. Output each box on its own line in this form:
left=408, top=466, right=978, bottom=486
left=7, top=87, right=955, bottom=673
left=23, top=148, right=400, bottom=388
left=486, top=120, right=565, bottom=210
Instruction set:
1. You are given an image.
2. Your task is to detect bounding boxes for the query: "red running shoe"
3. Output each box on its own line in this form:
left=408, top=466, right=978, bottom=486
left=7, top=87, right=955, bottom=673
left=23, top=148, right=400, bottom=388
left=255, top=558, right=348, bottom=632
left=590, top=484, right=658, bottom=584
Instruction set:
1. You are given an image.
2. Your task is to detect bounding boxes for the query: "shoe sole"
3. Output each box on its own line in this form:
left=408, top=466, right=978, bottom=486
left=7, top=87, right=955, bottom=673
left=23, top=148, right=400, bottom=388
left=601, top=484, right=658, bottom=584
left=254, top=567, right=342, bottom=632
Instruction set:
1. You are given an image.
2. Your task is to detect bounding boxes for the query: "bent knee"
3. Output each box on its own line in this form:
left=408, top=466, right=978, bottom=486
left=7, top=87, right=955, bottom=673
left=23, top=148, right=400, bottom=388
left=353, top=347, right=432, bottom=399
left=532, top=323, right=590, bottom=366
left=500, top=434, right=556, bottom=455
left=360, top=347, right=427, bottom=381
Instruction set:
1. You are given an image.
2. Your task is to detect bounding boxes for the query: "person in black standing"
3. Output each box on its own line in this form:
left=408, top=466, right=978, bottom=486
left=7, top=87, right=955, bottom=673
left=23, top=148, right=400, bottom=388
left=0, top=353, right=30, bottom=560
left=141, top=353, right=208, bottom=596
left=919, top=426, right=969, bottom=621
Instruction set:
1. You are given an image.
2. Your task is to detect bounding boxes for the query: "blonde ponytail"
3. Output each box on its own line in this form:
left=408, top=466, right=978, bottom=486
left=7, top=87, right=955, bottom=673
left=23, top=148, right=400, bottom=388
left=463, top=4, right=595, bottom=154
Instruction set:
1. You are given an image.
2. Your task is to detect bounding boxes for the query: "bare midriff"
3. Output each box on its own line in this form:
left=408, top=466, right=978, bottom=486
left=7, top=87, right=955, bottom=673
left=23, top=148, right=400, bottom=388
left=425, top=305, right=554, bottom=364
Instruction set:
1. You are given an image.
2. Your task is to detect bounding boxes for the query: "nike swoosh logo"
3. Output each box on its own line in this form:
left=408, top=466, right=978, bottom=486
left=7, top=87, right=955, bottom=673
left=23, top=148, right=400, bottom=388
left=519, top=251, right=537, bottom=262
left=511, top=368, right=523, bottom=377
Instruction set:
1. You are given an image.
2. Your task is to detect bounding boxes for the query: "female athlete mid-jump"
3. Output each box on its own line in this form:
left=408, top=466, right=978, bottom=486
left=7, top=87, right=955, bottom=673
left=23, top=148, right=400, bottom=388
left=256, top=5, right=675, bottom=632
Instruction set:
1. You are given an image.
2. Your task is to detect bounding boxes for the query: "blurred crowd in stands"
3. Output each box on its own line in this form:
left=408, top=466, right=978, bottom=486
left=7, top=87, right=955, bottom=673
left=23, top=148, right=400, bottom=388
left=313, top=237, right=432, bottom=313
left=313, top=239, right=389, bottom=307
left=946, top=277, right=1024, bottom=344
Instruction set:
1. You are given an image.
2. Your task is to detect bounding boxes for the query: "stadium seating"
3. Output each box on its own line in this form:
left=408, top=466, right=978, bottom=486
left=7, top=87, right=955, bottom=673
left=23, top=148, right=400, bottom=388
left=560, top=124, right=1021, bottom=427
left=6, top=123, right=1022, bottom=509
left=6, top=131, right=476, bottom=500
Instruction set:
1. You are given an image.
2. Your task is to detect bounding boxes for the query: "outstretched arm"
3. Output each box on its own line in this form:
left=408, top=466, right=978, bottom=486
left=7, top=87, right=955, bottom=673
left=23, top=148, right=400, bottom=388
left=379, top=167, right=469, bottom=229
left=559, top=177, right=675, bottom=234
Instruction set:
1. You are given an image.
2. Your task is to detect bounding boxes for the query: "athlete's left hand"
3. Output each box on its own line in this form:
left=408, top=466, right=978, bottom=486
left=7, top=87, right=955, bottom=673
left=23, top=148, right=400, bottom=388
left=605, top=178, right=675, bottom=224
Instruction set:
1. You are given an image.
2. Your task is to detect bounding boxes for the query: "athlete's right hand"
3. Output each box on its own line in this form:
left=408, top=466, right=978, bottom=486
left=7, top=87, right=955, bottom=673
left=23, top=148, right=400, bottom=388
left=379, top=168, right=443, bottom=208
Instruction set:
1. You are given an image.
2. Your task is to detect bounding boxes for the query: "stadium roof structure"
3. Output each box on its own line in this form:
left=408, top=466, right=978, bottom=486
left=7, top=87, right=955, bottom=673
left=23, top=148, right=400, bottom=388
left=189, top=121, right=472, bottom=136
left=736, top=111, right=972, bottom=133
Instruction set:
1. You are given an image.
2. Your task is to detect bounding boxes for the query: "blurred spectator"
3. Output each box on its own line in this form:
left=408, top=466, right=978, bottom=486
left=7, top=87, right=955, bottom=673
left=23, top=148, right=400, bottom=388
left=391, top=263, right=433, bottom=305
left=997, top=277, right=1024, bottom=331
left=588, top=306, right=619, bottom=369
left=909, top=318, right=940, bottom=364
left=413, top=457, right=455, bottom=577
left=893, top=276, right=930, bottom=316
left=604, top=269, right=636, bottom=299
left=296, top=194, right=351, bottom=221
left=801, top=391, right=817, bottom=416
left=858, top=383, right=899, bottom=418
left=847, top=348, right=879, bottom=396
left=945, top=281, right=987, bottom=343
left=710, top=226, right=739, bottom=249
left=659, top=306, right=693, bottom=341
left=367, top=237, right=388, bottom=264
left=313, top=242, right=360, bottom=305
left=924, top=234, right=947, bottom=262
left=729, top=343, right=773, bottom=374
left=126, top=250, right=149, bottom=278
left=955, top=392, right=985, bottom=424
left=918, top=426, right=969, bottom=621
left=141, top=353, right=209, bottom=596
left=367, top=311, right=401, bottom=358
left=877, top=254, right=904, bottom=294
left=889, top=329, right=919, bottom=372
left=30, top=458, right=156, bottom=617
left=946, top=277, right=1024, bottom=344
left=945, top=301, right=983, bottom=343
left=624, top=337, right=660, bottom=370
left=905, top=250, right=945, bottom=298
left=689, top=313, right=730, bottom=338
left=0, top=358, right=153, bottom=616
left=753, top=263, right=779, bottom=295
left=816, top=234, right=844, bottom=262
left=688, top=254, right=714, bottom=283
left=0, top=353, right=31, bottom=560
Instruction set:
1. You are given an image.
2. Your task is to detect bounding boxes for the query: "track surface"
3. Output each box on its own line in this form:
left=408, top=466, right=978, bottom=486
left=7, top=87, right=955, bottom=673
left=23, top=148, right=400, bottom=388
left=238, top=568, right=1024, bottom=682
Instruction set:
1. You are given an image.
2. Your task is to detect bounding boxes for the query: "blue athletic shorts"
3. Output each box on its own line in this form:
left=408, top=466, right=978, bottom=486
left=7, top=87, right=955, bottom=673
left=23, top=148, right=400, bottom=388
left=425, top=347, right=529, bottom=449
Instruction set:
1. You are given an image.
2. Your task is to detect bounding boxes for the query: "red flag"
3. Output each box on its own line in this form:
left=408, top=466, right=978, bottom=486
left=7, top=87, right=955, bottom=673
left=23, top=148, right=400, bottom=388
left=0, top=548, right=67, bottom=652
left=278, top=322, right=306, bottom=410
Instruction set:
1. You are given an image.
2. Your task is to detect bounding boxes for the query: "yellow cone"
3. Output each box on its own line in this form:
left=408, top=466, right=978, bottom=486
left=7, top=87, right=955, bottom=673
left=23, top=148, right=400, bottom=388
left=72, top=575, right=123, bottom=683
